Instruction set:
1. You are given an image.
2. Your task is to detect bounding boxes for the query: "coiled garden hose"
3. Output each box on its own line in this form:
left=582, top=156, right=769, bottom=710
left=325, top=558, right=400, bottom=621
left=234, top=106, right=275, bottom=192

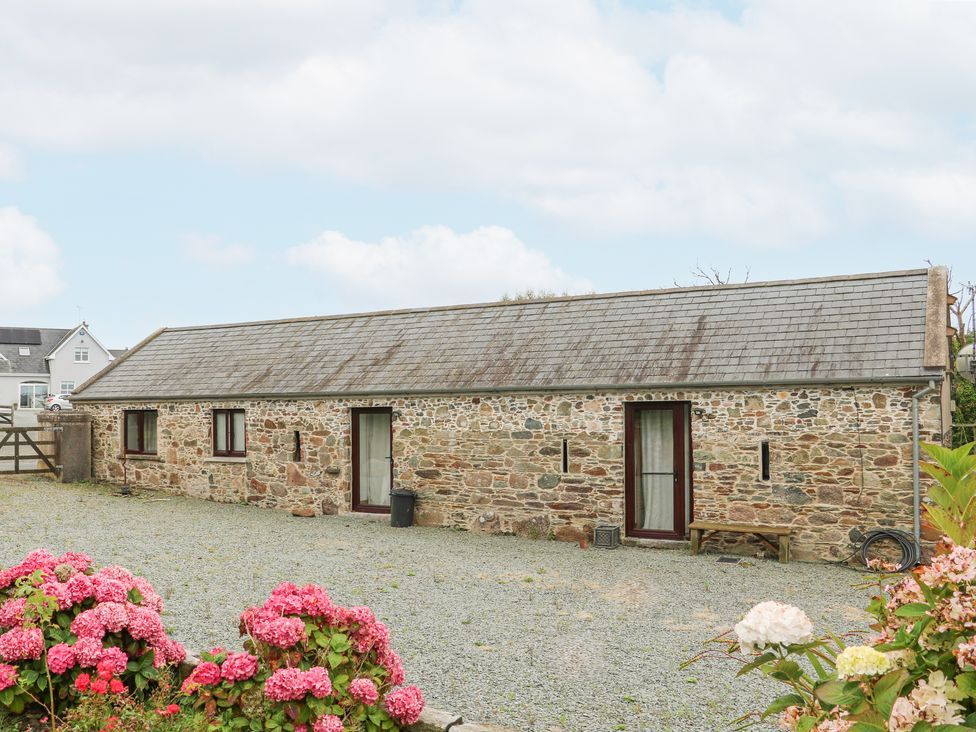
left=850, top=528, right=920, bottom=572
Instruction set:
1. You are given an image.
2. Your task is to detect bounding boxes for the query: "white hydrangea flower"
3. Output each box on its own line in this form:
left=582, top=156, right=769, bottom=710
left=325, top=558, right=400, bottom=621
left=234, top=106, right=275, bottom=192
left=835, top=645, right=890, bottom=679
left=734, top=601, right=814, bottom=652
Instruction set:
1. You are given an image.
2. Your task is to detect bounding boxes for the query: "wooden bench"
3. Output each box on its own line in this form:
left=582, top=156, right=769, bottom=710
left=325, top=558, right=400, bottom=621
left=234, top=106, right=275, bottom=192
left=688, top=521, right=792, bottom=564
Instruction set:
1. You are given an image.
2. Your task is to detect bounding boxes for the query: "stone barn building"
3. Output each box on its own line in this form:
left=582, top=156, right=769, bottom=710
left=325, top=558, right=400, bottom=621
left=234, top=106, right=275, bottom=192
left=71, top=268, right=953, bottom=561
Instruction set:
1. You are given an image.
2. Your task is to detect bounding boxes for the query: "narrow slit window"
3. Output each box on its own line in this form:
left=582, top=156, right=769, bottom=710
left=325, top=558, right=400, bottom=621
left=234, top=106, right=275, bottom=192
left=561, top=439, right=569, bottom=473
left=293, top=430, right=302, bottom=462
left=760, top=440, right=770, bottom=481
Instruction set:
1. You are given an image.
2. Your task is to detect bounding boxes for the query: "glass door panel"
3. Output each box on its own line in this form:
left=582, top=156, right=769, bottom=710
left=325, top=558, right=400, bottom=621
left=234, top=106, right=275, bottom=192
left=636, top=409, right=675, bottom=531
left=353, top=409, right=392, bottom=511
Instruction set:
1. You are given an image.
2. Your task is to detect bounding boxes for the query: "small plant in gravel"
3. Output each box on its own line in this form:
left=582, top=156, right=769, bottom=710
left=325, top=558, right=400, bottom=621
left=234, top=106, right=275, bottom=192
left=0, top=550, right=186, bottom=729
left=180, top=582, right=424, bottom=731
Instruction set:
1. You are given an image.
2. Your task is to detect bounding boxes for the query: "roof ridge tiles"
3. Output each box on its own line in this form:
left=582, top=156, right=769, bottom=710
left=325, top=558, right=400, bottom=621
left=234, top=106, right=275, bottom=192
left=158, top=268, right=928, bottom=334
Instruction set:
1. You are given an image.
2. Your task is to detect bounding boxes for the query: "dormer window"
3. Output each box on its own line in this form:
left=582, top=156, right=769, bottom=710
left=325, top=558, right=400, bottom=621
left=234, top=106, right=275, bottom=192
left=18, top=346, right=29, bottom=356
left=74, top=347, right=89, bottom=363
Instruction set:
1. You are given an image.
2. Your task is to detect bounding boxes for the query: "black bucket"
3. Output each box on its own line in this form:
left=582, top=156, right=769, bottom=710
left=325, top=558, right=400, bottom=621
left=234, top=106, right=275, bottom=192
left=390, top=489, right=416, bottom=528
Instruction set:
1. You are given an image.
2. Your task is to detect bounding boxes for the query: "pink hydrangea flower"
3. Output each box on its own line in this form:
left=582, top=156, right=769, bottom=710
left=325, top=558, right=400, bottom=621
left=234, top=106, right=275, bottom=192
left=385, top=685, right=425, bottom=726
left=72, top=637, right=104, bottom=667
left=304, top=666, right=332, bottom=699
left=252, top=613, right=305, bottom=648
left=191, top=661, right=222, bottom=686
left=348, top=606, right=376, bottom=627
left=98, top=646, right=129, bottom=675
left=295, top=726, right=309, bottom=732
left=71, top=609, right=106, bottom=640
left=158, top=638, right=186, bottom=664
left=221, top=652, right=259, bottom=682
left=93, top=575, right=128, bottom=603
left=266, top=582, right=304, bottom=615
left=378, top=648, right=405, bottom=686
left=0, top=663, right=17, bottom=691
left=300, top=585, right=332, bottom=617
left=353, top=620, right=389, bottom=653
left=0, top=598, right=26, bottom=629
left=58, top=552, right=93, bottom=573
left=41, top=581, right=73, bottom=610
left=168, top=639, right=187, bottom=663
left=96, top=601, right=129, bottom=633
left=99, top=566, right=136, bottom=587
left=132, top=577, right=164, bottom=613
left=919, top=544, right=976, bottom=586
left=65, top=572, right=95, bottom=604
left=323, top=604, right=352, bottom=627
left=264, top=667, right=308, bottom=701
left=348, top=677, right=379, bottom=705
left=47, top=643, right=76, bottom=675
left=126, top=605, right=164, bottom=642
left=312, top=715, right=344, bottom=732
left=0, top=626, right=44, bottom=662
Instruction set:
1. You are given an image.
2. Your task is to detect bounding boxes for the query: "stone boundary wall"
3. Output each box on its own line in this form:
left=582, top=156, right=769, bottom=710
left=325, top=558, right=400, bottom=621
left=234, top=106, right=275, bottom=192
left=79, top=383, right=943, bottom=560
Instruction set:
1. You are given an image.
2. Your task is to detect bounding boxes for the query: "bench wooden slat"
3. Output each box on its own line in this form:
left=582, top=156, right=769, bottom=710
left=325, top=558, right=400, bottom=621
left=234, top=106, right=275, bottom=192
left=688, top=521, right=791, bottom=563
left=688, top=521, right=791, bottom=536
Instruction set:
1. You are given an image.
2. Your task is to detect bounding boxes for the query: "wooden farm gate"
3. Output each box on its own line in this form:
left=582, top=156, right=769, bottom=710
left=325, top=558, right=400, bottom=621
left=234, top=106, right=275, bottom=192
left=0, top=427, right=60, bottom=476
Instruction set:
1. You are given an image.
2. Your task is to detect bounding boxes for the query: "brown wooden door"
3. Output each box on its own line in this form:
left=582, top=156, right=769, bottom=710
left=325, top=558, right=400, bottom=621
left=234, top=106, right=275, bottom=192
left=351, top=407, right=393, bottom=513
left=624, top=402, right=688, bottom=540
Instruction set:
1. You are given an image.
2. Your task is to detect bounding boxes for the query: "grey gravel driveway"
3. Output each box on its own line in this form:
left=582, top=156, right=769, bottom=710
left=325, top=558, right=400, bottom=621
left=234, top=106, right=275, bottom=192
left=3, top=478, right=874, bottom=731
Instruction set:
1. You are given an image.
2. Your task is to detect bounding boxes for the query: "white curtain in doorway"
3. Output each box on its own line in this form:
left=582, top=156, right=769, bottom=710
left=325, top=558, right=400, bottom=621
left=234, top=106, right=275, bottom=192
left=359, top=412, right=391, bottom=506
left=639, top=409, right=674, bottom=531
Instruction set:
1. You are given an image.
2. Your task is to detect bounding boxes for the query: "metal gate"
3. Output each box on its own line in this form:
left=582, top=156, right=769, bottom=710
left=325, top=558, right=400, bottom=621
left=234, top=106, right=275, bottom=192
left=0, top=427, right=60, bottom=475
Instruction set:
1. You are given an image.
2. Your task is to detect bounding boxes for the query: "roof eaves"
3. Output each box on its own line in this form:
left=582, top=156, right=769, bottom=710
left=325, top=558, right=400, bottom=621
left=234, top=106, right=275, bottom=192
left=70, top=372, right=945, bottom=403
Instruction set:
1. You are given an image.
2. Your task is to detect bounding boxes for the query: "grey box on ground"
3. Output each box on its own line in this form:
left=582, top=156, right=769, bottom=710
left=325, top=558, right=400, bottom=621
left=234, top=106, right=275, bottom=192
left=37, top=411, right=91, bottom=483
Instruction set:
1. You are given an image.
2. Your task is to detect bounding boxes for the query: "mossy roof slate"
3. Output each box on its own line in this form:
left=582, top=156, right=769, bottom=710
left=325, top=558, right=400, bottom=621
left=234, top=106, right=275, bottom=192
left=72, top=269, right=941, bottom=401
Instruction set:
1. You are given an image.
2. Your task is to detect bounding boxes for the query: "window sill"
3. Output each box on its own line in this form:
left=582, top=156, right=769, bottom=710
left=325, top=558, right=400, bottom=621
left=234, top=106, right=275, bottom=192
left=120, top=454, right=162, bottom=462
left=204, top=456, right=248, bottom=464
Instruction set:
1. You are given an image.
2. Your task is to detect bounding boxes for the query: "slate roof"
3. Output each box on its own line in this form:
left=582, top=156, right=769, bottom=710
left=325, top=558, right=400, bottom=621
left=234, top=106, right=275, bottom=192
left=72, top=269, right=942, bottom=401
left=0, top=328, right=71, bottom=374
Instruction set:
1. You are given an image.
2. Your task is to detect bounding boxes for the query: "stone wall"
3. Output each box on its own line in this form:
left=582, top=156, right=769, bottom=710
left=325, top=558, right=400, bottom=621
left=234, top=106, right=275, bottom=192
left=79, top=383, right=944, bottom=561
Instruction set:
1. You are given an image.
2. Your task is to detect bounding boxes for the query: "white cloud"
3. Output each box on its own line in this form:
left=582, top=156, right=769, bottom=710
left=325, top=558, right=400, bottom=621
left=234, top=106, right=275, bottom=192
left=0, top=145, right=21, bottom=180
left=837, top=169, right=976, bottom=238
left=0, top=207, right=63, bottom=310
left=183, top=233, right=254, bottom=265
left=0, top=1, right=974, bottom=243
left=286, top=225, right=592, bottom=308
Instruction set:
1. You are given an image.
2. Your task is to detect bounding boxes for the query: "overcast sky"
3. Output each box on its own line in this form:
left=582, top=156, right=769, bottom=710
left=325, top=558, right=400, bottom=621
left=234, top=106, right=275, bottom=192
left=1, top=0, right=973, bottom=348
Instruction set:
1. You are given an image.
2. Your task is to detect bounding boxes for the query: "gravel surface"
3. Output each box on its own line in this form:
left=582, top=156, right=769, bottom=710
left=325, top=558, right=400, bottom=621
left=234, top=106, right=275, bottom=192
left=1, top=478, right=875, bottom=731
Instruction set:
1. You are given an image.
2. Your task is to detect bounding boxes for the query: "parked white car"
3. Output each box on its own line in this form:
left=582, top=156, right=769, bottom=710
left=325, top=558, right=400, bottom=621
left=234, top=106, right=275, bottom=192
left=45, top=394, right=73, bottom=411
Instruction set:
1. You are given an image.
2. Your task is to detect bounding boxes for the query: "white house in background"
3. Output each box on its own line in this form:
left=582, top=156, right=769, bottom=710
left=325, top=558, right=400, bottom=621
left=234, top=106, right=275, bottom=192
left=0, top=324, right=122, bottom=423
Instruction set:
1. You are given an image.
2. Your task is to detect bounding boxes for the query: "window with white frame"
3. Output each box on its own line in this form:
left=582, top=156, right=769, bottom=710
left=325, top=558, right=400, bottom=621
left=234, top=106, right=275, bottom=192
left=74, top=347, right=89, bottom=363
left=59, top=381, right=75, bottom=395
left=18, top=346, right=30, bottom=356
left=19, top=382, right=48, bottom=409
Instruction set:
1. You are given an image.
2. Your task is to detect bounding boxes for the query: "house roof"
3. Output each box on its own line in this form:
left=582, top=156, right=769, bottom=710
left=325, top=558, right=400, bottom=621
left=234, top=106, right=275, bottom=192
left=44, top=324, right=116, bottom=363
left=71, top=268, right=946, bottom=402
left=0, top=328, right=71, bottom=374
